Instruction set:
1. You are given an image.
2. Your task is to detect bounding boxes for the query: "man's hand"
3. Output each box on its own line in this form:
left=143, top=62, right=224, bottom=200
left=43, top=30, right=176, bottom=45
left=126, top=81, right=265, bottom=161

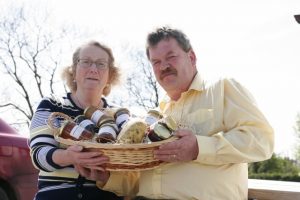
left=153, top=129, right=199, bottom=162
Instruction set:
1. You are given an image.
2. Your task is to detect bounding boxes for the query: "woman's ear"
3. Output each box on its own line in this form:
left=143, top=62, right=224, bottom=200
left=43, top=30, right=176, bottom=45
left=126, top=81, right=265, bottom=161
left=103, top=84, right=111, bottom=96
left=72, top=66, right=77, bottom=80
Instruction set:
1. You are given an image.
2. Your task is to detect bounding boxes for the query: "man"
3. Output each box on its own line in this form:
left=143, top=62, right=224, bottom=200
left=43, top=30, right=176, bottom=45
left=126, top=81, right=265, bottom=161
left=95, top=27, right=274, bottom=200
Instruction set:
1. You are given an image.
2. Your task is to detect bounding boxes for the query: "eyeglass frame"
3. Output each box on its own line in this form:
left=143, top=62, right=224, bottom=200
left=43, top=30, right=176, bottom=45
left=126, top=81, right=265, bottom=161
left=77, top=59, right=109, bottom=70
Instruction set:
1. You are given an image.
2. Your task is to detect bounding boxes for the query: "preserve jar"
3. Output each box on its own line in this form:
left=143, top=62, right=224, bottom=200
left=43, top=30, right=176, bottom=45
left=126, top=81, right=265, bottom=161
left=84, top=106, right=108, bottom=127
left=95, top=115, right=119, bottom=143
left=114, top=108, right=130, bottom=129
left=144, top=109, right=163, bottom=126
left=59, top=120, right=94, bottom=141
left=74, top=115, right=96, bottom=133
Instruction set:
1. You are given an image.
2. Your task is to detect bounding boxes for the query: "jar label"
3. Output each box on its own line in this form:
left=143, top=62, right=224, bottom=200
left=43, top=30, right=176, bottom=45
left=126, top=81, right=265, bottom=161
left=70, top=125, right=85, bottom=139
left=145, top=116, right=158, bottom=126
left=116, top=113, right=130, bottom=126
left=79, top=119, right=94, bottom=128
left=98, top=126, right=117, bottom=138
left=91, top=110, right=104, bottom=124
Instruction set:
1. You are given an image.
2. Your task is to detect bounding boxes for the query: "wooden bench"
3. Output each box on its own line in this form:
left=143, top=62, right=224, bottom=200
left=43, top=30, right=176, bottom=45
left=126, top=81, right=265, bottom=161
left=248, top=179, right=300, bottom=200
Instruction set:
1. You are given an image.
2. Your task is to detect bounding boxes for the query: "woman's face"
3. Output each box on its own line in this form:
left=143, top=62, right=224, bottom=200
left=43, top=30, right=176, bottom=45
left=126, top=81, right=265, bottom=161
left=75, top=45, right=110, bottom=96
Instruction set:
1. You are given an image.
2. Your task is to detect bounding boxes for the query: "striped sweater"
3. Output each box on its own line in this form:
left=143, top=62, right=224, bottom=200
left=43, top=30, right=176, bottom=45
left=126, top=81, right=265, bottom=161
left=29, top=93, right=112, bottom=190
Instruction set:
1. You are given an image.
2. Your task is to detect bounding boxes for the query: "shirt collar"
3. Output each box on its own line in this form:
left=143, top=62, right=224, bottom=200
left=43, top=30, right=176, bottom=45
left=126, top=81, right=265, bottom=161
left=159, top=72, right=204, bottom=110
left=188, top=72, right=204, bottom=92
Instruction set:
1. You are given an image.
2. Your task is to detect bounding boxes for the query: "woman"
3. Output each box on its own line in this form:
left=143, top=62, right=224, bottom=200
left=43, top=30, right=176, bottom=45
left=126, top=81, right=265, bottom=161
left=29, top=41, right=123, bottom=200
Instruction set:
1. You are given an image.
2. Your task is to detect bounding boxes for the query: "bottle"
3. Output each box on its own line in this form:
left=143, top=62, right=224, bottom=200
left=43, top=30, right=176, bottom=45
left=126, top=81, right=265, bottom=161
left=95, top=115, right=119, bottom=143
left=59, top=120, right=94, bottom=141
left=114, top=108, right=130, bottom=129
left=84, top=106, right=108, bottom=127
left=74, top=115, right=96, bottom=133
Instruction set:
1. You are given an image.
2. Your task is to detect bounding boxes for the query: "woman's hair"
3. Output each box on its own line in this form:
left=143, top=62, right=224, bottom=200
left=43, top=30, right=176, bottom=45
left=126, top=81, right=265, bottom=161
left=61, top=41, right=120, bottom=96
left=145, top=26, right=192, bottom=59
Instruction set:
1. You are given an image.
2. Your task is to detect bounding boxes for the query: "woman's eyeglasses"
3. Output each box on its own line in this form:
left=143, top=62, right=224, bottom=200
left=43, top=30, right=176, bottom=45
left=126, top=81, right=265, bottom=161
left=77, top=59, right=108, bottom=70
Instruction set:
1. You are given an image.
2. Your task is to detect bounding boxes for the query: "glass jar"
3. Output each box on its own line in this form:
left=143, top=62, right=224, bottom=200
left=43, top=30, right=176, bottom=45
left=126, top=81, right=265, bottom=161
left=147, top=116, right=177, bottom=142
left=74, top=115, right=96, bottom=133
left=95, top=115, right=118, bottom=143
left=84, top=106, right=108, bottom=127
left=114, top=108, right=130, bottom=129
left=59, top=120, right=94, bottom=141
left=144, top=109, right=163, bottom=126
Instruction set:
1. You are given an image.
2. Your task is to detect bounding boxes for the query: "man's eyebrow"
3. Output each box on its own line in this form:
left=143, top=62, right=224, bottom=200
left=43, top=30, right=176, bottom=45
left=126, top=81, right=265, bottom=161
left=150, top=58, right=159, bottom=63
left=149, top=49, right=177, bottom=62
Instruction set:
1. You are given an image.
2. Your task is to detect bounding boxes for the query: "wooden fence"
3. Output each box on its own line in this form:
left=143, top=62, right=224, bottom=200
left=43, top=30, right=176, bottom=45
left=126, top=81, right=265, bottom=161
left=248, top=179, right=300, bottom=200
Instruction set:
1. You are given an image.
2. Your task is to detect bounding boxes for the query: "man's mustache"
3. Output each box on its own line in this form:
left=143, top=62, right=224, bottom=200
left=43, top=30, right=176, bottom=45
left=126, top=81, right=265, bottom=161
left=160, top=68, right=177, bottom=80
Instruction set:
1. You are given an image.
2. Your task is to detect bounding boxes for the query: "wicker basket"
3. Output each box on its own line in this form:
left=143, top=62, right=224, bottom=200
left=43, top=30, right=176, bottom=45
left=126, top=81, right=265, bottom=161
left=48, top=112, right=177, bottom=171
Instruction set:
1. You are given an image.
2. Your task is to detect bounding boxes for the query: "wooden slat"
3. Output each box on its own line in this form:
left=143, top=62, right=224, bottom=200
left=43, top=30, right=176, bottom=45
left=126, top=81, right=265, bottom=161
left=248, top=179, right=300, bottom=200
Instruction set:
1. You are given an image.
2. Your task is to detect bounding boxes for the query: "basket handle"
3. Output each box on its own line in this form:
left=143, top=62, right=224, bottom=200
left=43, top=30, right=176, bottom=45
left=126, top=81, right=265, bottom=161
left=47, top=112, right=73, bottom=136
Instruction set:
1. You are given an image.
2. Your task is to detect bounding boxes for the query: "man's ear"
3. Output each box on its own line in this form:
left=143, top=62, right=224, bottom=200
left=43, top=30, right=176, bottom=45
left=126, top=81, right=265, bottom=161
left=188, top=49, right=197, bottom=67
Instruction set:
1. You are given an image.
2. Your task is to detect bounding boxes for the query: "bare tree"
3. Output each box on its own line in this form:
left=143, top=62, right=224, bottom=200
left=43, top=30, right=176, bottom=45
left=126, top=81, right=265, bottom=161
left=0, top=3, right=161, bottom=129
left=0, top=4, right=69, bottom=127
left=124, top=49, right=162, bottom=110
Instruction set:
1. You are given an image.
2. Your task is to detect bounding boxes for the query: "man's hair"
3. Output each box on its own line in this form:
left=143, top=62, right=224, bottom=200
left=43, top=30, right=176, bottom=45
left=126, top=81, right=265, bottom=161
left=146, top=26, right=193, bottom=59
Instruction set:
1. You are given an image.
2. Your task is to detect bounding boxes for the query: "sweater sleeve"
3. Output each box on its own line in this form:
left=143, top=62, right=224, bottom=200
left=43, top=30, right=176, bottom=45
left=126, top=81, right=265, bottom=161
left=29, top=96, right=64, bottom=172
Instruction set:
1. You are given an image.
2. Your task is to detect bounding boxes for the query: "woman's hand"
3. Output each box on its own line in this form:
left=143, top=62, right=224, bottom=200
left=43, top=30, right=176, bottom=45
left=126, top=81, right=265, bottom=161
left=67, top=145, right=109, bottom=167
left=53, top=145, right=109, bottom=169
left=53, top=145, right=110, bottom=182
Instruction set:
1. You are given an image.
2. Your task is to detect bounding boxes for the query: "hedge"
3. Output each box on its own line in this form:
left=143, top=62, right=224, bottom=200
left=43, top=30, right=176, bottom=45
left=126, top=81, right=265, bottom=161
left=249, top=173, right=300, bottom=182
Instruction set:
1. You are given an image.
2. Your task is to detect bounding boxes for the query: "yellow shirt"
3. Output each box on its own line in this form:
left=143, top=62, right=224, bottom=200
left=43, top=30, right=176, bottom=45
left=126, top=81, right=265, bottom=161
left=101, top=74, right=274, bottom=200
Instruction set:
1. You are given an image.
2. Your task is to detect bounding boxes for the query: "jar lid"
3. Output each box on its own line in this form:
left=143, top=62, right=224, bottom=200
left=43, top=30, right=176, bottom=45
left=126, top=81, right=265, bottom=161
left=84, top=106, right=98, bottom=118
left=163, top=116, right=177, bottom=131
left=114, top=108, right=130, bottom=119
left=98, top=115, right=115, bottom=127
left=147, top=109, right=163, bottom=119
left=74, top=115, right=87, bottom=123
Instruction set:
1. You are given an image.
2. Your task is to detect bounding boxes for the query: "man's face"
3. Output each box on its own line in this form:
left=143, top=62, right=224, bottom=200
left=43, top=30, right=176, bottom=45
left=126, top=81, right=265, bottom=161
left=148, top=38, right=196, bottom=99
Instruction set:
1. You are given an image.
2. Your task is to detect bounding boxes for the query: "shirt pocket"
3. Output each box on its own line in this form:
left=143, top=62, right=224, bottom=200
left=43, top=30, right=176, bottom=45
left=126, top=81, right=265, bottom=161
left=183, top=108, right=214, bottom=136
